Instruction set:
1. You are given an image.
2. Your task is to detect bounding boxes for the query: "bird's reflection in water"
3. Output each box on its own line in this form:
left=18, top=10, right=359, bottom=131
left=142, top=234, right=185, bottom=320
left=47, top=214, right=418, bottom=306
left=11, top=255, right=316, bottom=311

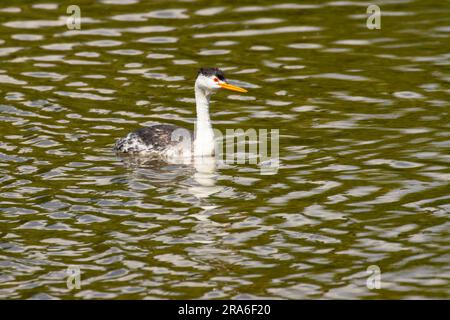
left=189, top=156, right=224, bottom=198
left=117, top=154, right=223, bottom=199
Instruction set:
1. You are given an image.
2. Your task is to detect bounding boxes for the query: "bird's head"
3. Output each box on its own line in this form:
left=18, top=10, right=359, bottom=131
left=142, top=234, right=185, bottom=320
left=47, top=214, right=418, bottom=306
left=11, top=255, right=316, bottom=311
left=195, top=67, right=247, bottom=95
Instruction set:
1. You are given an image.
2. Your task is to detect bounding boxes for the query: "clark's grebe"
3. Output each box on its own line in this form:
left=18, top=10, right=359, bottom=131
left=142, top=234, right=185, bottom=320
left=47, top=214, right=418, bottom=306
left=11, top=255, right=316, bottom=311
left=113, top=68, right=247, bottom=159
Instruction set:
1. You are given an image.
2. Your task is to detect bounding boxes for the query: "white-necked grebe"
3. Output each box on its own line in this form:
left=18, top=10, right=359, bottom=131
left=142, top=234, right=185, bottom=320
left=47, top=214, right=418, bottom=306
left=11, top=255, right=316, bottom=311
left=113, top=68, right=247, bottom=159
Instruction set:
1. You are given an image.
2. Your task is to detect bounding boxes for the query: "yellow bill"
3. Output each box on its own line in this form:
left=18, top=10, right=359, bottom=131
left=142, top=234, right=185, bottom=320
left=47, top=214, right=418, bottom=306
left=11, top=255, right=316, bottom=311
left=219, top=82, right=248, bottom=93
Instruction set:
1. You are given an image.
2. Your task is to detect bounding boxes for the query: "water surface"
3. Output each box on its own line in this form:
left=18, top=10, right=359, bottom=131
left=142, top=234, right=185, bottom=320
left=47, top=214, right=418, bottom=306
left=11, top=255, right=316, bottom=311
left=0, top=0, right=449, bottom=299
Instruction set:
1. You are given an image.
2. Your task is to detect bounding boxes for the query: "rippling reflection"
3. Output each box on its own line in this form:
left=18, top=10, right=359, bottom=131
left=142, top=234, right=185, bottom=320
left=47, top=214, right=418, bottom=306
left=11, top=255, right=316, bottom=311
left=0, top=0, right=449, bottom=300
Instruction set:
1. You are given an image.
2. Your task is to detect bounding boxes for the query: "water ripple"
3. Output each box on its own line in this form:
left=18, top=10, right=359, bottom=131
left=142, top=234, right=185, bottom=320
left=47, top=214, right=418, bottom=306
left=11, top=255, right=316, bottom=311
left=0, top=0, right=448, bottom=300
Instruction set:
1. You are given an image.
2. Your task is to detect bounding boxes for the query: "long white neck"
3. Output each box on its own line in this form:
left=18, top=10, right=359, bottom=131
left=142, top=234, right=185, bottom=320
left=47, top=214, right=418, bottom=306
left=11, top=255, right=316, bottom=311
left=194, top=84, right=215, bottom=157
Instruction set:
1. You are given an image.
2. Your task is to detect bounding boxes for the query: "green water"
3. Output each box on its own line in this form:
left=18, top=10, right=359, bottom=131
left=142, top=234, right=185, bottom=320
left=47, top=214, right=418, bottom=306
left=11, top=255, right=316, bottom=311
left=0, top=0, right=449, bottom=299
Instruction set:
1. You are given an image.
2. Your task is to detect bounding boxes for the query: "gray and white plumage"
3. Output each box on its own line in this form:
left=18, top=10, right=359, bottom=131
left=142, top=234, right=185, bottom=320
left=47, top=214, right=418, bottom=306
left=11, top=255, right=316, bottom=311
left=113, top=124, right=193, bottom=156
left=113, top=68, right=247, bottom=160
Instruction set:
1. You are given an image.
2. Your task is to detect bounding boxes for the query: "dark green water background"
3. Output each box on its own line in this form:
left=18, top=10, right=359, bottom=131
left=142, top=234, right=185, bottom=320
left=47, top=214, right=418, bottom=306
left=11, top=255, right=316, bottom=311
left=0, top=0, right=449, bottom=299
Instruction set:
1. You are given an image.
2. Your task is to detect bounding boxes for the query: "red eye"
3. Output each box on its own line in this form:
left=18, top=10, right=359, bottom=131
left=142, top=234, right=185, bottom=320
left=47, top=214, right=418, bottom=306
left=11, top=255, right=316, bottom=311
left=213, top=77, right=219, bottom=82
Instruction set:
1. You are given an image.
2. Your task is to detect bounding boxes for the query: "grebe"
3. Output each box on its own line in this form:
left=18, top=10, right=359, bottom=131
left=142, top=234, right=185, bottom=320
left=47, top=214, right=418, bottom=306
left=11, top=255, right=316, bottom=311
left=113, top=68, right=247, bottom=159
